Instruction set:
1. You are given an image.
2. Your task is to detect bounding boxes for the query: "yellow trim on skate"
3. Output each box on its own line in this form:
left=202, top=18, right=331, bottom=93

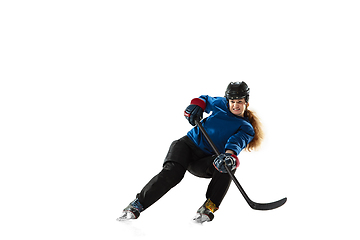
left=205, top=199, right=219, bottom=213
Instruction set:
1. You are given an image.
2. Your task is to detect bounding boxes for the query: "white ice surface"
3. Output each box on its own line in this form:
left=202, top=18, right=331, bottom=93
left=1, top=1, right=359, bottom=239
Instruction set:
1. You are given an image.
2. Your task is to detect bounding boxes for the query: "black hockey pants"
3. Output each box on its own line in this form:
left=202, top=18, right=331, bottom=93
left=137, top=136, right=235, bottom=210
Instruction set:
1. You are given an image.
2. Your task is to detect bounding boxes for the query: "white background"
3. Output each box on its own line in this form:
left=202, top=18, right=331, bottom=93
left=1, top=0, right=360, bottom=239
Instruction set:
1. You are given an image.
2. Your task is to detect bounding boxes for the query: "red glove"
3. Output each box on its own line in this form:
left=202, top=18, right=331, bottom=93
left=184, top=98, right=206, bottom=126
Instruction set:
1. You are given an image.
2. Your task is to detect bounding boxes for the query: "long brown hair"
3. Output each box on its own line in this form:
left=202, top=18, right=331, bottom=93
left=244, top=108, right=264, bottom=152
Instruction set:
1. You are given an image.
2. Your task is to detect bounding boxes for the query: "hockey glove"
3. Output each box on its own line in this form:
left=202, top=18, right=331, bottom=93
left=213, top=153, right=239, bottom=173
left=184, top=98, right=206, bottom=126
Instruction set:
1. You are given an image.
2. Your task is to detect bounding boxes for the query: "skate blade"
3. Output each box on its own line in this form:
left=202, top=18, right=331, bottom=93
left=193, top=213, right=210, bottom=224
left=116, top=211, right=136, bottom=221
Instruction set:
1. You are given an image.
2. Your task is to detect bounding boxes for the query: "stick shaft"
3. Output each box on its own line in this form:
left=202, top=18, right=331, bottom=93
left=195, top=120, right=252, bottom=202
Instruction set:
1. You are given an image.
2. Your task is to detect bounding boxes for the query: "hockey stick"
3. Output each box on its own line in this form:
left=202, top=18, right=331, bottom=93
left=195, top=120, right=287, bottom=210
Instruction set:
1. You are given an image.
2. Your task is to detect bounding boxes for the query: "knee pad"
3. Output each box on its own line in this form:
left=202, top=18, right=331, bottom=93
left=161, top=162, right=186, bottom=187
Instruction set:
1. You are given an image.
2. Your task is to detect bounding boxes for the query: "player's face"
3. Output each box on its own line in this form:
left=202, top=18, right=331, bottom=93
left=229, top=99, right=247, bottom=117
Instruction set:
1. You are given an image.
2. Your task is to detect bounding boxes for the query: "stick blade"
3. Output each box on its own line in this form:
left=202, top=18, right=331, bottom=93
left=250, top=197, right=287, bottom=211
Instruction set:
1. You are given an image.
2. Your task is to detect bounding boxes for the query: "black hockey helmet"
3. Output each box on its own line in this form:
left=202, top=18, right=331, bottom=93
left=225, top=81, right=250, bottom=102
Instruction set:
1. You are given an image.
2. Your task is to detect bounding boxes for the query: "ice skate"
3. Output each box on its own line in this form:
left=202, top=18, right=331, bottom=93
left=193, top=199, right=218, bottom=223
left=193, top=212, right=211, bottom=223
left=117, top=210, right=138, bottom=221
left=116, top=198, right=144, bottom=221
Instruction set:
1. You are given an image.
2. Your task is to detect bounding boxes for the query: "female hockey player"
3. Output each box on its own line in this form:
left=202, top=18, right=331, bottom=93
left=117, top=81, right=263, bottom=223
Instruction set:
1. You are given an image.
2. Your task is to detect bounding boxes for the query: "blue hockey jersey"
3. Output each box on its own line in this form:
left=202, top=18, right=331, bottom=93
left=187, top=95, right=255, bottom=156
